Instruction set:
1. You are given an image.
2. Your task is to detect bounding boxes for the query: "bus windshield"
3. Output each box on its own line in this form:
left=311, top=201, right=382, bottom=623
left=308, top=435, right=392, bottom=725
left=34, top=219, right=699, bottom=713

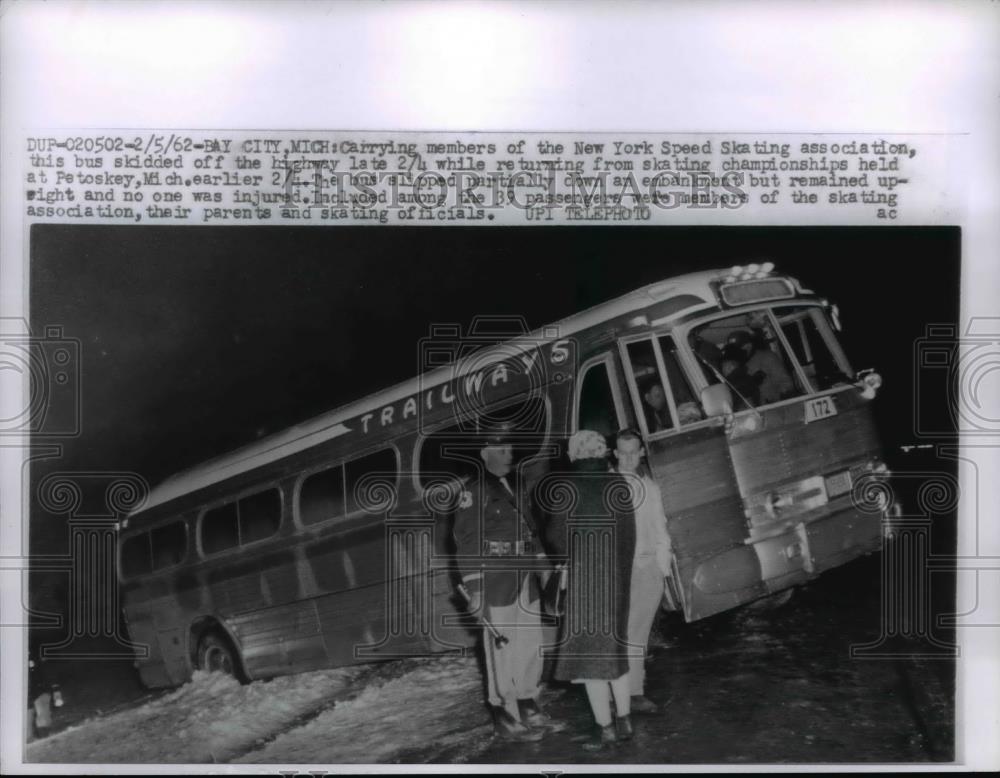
left=688, top=306, right=852, bottom=409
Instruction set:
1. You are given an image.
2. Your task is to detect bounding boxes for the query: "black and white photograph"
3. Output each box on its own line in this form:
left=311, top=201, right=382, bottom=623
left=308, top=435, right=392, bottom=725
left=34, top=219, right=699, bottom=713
left=2, top=1, right=998, bottom=774
left=19, top=225, right=959, bottom=764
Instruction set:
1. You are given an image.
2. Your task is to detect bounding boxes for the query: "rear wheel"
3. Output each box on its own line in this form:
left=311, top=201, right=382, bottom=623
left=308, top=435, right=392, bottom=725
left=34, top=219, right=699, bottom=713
left=196, top=632, right=243, bottom=680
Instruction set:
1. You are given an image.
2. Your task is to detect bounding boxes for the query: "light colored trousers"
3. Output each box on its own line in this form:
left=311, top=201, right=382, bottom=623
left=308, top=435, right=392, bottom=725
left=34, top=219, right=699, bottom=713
left=583, top=674, right=631, bottom=726
left=627, top=555, right=664, bottom=695
left=483, top=575, right=544, bottom=720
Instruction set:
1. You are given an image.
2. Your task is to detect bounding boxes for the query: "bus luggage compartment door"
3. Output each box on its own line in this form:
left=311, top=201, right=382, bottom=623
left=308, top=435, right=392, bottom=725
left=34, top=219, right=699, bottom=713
left=647, top=423, right=764, bottom=621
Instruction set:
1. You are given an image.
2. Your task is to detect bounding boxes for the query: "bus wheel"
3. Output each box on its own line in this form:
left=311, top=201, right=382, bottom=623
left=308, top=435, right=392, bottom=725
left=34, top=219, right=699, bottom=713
left=197, top=633, right=243, bottom=680
left=748, top=589, right=795, bottom=611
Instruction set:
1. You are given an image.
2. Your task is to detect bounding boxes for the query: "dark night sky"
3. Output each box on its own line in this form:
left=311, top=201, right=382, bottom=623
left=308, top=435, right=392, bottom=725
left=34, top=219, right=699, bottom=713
left=29, top=225, right=960, bottom=556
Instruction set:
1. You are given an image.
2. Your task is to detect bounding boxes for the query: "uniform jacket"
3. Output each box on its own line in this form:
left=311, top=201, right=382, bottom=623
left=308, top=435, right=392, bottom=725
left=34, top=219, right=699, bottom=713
left=453, top=470, right=543, bottom=608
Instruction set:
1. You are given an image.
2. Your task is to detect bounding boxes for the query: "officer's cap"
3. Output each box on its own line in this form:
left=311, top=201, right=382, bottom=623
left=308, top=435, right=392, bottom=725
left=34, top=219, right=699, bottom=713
left=480, top=422, right=515, bottom=448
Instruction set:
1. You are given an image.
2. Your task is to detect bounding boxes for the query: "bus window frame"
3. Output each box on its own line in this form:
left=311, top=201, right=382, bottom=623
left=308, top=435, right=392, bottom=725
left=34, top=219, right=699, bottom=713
left=150, top=519, right=190, bottom=572
left=621, top=331, right=713, bottom=440
left=343, top=445, right=401, bottom=521
left=293, top=443, right=402, bottom=530
left=765, top=308, right=815, bottom=395
left=572, top=352, right=627, bottom=435
left=119, top=517, right=191, bottom=580
left=119, top=529, right=154, bottom=580
left=197, top=484, right=285, bottom=558
left=411, top=393, right=552, bottom=494
left=294, top=459, right=348, bottom=528
left=773, top=305, right=854, bottom=389
left=672, top=301, right=853, bottom=408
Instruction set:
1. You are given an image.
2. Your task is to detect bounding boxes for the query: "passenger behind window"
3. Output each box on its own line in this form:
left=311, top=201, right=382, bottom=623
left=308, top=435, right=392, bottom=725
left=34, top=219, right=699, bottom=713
left=639, top=379, right=671, bottom=433
left=720, top=344, right=760, bottom=409
left=727, top=330, right=794, bottom=405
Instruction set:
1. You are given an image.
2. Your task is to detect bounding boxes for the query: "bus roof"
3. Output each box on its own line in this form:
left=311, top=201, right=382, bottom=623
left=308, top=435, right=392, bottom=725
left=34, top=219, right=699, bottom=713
left=130, top=267, right=800, bottom=517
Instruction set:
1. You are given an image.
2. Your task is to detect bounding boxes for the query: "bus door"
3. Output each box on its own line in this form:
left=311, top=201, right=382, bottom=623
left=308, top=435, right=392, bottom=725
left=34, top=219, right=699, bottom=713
left=574, top=352, right=629, bottom=438
left=620, top=332, right=765, bottom=621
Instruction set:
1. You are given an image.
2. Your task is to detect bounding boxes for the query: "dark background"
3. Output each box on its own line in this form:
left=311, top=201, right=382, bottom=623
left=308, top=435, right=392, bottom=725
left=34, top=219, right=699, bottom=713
left=26, top=224, right=960, bottom=593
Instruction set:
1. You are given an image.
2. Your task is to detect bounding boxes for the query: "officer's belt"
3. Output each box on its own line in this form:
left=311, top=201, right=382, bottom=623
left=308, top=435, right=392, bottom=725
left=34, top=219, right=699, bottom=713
left=482, top=539, right=534, bottom=556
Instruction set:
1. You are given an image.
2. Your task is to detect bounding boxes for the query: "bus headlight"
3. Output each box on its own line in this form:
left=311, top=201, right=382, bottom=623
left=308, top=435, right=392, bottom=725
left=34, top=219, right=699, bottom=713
left=857, top=371, right=883, bottom=399
left=729, top=412, right=764, bottom=438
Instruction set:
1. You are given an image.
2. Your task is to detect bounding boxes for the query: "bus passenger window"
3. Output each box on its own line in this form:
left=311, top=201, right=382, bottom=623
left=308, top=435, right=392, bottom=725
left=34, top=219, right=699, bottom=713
left=239, top=489, right=281, bottom=543
left=345, top=448, right=398, bottom=515
left=121, top=533, right=152, bottom=578
left=657, top=336, right=704, bottom=424
left=626, top=339, right=674, bottom=434
left=578, top=360, right=619, bottom=438
left=299, top=465, right=346, bottom=525
left=201, top=503, right=238, bottom=554
left=151, top=521, right=187, bottom=569
left=419, top=429, right=480, bottom=485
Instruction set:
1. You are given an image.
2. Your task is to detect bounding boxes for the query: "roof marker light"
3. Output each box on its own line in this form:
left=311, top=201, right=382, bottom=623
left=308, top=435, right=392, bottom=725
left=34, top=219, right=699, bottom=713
left=761, top=262, right=775, bottom=273
left=746, top=263, right=760, bottom=274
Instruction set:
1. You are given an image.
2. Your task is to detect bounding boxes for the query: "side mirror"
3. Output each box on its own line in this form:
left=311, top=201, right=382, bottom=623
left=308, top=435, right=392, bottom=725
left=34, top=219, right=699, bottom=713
left=701, top=383, right=734, bottom=418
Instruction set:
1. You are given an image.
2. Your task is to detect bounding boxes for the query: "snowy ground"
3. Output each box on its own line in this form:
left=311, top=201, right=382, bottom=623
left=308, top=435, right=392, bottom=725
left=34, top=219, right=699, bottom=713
left=24, top=554, right=955, bottom=766
left=25, top=656, right=501, bottom=764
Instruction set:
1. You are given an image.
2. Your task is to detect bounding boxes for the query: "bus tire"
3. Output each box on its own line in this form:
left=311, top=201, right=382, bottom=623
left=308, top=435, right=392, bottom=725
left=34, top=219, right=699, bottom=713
left=748, top=588, right=795, bottom=611
left=196, top=632, right=246, bottom=683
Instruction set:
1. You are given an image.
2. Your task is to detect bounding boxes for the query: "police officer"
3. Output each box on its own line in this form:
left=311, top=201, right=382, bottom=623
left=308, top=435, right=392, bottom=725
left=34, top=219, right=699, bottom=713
left=453, top=426, right=550, bottom=741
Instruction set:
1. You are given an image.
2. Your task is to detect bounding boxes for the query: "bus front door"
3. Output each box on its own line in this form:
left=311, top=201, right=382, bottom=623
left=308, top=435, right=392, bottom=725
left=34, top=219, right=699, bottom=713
left=622, top=333, right=763, bottom=621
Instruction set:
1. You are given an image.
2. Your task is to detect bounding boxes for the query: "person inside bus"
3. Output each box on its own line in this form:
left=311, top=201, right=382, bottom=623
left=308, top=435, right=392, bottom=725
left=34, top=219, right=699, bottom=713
left=640, top=379, right=671, bottom=433
left=727, top=329, right=794, bottom=405
left=720, top=343, right=761, bottom=409
left=612, top=428, right=674, bottom=716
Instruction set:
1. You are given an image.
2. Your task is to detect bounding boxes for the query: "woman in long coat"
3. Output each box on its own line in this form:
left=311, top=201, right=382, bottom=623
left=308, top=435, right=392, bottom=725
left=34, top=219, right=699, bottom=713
left=544, top=429, right=637, bottom=746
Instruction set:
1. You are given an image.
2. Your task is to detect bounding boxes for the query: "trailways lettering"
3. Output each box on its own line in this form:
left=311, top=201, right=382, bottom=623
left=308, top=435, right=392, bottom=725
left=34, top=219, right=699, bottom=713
left=350, top=339, right=572, bottom=436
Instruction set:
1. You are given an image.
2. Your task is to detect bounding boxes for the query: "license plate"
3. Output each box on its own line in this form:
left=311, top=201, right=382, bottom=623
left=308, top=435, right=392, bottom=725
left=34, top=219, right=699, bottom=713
left=804, top=395, right=838, bottom=423
left=825, top=469, right=853, bottom=498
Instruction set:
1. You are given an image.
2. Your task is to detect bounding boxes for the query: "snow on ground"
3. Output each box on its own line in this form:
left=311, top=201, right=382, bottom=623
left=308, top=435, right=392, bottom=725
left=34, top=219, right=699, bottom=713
left=235, top=656, right=489, bottom=764
left=25, top=664, right=366, bottom=764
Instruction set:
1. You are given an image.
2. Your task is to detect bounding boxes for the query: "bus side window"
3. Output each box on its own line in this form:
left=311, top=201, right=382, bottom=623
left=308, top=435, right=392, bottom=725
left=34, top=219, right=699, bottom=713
left=299, top=465, right=346, bottom=525
left=201, top=503, right=238, bottom=554
left=657, top=335, right=704, bottom=425
left=418, top=431, right=480, bottom=484
left=345, top=448, right=398, bottom=515
left=626, top=339, right=674, bottom=434
left=239, top=489, right=281, bottom=544
left=151, top=521, right=187, bottom=569
left=121, top=533, right=152, bottom=578
left=577, top=359, right=620, bottom=438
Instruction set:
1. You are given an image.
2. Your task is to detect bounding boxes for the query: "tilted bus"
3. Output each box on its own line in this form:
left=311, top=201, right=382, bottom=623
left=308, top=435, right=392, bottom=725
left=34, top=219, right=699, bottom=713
left=118, top=263, right=891, bottom=688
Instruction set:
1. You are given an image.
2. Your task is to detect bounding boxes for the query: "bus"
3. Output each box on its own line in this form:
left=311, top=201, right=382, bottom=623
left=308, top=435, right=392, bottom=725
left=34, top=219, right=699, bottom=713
left=118, top=262, right=891, bottom=688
